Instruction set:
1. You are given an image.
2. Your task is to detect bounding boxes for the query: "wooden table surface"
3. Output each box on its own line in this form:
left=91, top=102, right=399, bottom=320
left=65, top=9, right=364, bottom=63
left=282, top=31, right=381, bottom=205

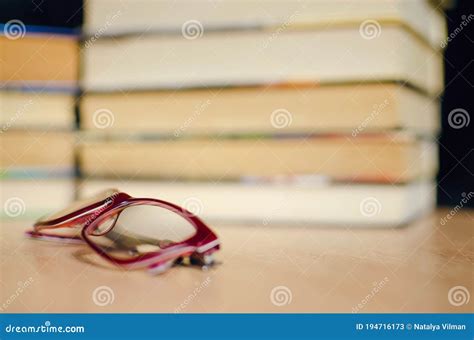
left=1, top=209, right=472, bottom=313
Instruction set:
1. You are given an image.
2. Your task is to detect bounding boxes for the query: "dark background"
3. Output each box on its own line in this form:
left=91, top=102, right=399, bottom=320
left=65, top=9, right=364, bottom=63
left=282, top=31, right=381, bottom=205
left=0, top=0, right=82, bottom=28
left=438, top=0, right=473, bottom=207
left=1, top=0, right=472, bottom=207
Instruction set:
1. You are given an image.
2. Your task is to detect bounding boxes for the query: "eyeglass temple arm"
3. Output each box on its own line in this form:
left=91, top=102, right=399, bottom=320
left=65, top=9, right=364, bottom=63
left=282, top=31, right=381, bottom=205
left=33, top=192, right=131, bottom=230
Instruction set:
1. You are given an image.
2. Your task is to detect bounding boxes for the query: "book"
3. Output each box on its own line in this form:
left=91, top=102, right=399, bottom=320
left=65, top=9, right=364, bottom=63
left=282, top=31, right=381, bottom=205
left=78, top=179, right=436, bottom=226
left=0, top=24, right=79, bottom=221
left=78, top=0, right=444, bottom=228
left=1, top=131, right=75, bottom=177
left=81, top=83, right=439, bottom=136
left=0, top=90, right=75, bottom=130
left=84, top=0, right=445, bottom=49
left=78, top=135, right=437, bottom=183
left=0, top=30, right=78, bottom=90
left=82, top=24, right=443, bottom=95
left=1, top=179, right=75, bottom=220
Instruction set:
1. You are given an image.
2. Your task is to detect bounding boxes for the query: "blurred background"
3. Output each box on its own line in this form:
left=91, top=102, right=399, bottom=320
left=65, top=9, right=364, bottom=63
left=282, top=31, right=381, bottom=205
left=1, top=0, right=472, bottom=226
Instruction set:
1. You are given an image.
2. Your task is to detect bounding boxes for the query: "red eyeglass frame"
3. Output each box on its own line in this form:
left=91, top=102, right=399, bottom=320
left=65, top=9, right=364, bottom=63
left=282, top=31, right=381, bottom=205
left=26, top=191, right=220, bottom=274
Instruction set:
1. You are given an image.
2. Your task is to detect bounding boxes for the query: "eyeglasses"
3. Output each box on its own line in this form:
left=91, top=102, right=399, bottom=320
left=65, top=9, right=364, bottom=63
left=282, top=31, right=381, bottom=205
left=26, top=189, right=220, bottom=274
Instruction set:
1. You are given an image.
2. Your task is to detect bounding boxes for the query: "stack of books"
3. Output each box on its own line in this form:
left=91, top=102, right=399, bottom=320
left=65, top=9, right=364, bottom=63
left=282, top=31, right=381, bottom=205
left=79, top=0, right=445, bottom=226
left=0, top=24, right=78, bottom=219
